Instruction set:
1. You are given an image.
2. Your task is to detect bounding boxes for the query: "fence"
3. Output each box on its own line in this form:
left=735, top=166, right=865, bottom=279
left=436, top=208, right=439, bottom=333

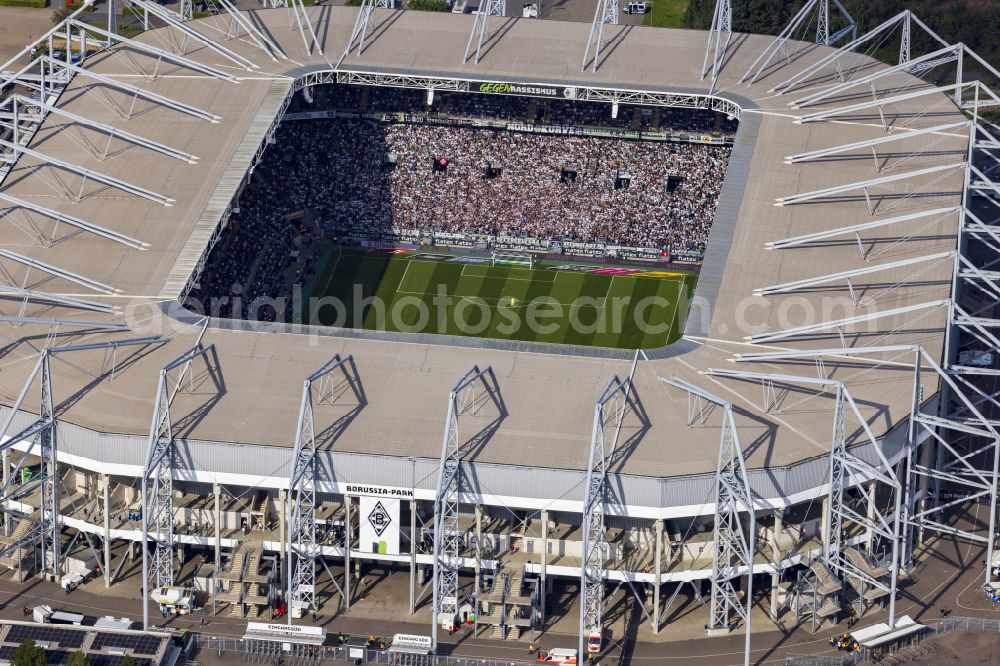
left=785, top=656, right=849, bottom=666
left=193, top=634, right=538, bottom=666
left=927, top=616, right=1000, bottom=634
left=785, top=615, right=1000, bottom=666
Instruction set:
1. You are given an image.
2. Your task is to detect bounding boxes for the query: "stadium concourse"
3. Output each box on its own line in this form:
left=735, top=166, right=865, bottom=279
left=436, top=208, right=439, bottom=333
left=0, top=2, right=993, bottom=665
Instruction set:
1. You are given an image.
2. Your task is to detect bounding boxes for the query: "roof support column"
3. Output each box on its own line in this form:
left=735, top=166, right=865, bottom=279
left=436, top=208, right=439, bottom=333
left=431, top=366, right=505, bottom=652
left=286, top=354, right=364, bottom=622
left=409, top=498, right=417, bottom=615
left=769, top=510, right=783, bottom=621
left=700, top=0, right=730, bottom=90
left=102, top=474, right=111, bottom=587
left=658, top=374, right=752, bottom=666
left=582, top=0, right=619, bottom=72
left=580, top=354, right=646, bottom=661
left=141, top=334, right=217, bottom=631
left=652, top=518, right=663, bottom=633
left=465, top=0, right=505, bottom=64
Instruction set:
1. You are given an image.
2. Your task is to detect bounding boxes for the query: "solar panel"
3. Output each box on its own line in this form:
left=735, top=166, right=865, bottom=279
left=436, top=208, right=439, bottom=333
left=91, top=631, right=163, bottom=655
left=0, top=647, right=71, bottom=666
left=0, top=641, right=153, bottom=666
left=1, top=623, right=163, bottom=666
left=92, top=656, right=152, bottom=666
left=5, top=624, right=86, bottom=649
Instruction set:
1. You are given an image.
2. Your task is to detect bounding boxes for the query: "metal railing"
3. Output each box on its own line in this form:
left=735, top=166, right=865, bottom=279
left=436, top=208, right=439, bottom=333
left=785, top=655, right=849, bottom=666
left=785, top=615, right=1000, bottom=666
left=927, top=616, right=1000, bottom=634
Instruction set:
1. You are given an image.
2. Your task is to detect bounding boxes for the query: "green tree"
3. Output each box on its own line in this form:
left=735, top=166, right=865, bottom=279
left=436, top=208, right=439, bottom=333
left=407, top=0, right=447, bottom=11
left=11, top=639, right=46, bottom=666
left=121, top=656, right=139, bottom=666
left=50, top=5, right=72, bottom=23
left=65, top=653, right=91, bottom=666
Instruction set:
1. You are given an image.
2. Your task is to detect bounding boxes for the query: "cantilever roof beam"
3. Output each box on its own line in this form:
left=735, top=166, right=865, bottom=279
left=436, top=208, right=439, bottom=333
left=792, top=44, right=960, bottom=109
left=120, top=0, right=258, bottom=71
left=0, top=315, right=128, bottom=330
left=740, top=0, right=855, bottom=86
left=755, top=250, right=955, bottom=296
left=798, top=83, right=967, bottom=123
left=0, top=248, right=117, bottom=294
left=288, top=0, right=324, bottom=57
left=766, top=207, right=960, bottom=250
left=209, top=0, right=285, bottom=61
left=734, top=344, right=919, bottom=364
left=50, top=336, right=161, bottom=354
left=771, top=12, right=904, bottom=94
left=10, top=94, right=197, bottom=164
left=0, top=286, right=113, bottom=314
left=787, top=121, right=971, bottom=163
left=746, top=299, right=950, bottom=345
left=41, top=57, right=221, bottom=123
left=65, top=20, right=238, bottom=82
left=776, top=162, right=964, bottom=207
left=0, top=138, right=174, bottom=207
left=0, top=192, right=146, bottom=250
left=0, top=192, right=148, bottom=250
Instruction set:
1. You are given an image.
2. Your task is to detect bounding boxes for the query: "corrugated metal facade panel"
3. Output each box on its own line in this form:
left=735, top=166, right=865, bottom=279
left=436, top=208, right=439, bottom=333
left=0, top=402, right=917, bottom=512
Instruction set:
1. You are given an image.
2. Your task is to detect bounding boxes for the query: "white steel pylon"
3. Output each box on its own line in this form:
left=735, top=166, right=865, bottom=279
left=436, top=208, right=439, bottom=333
left=769, top=10, right=950, bottom=95
left=287, top=0, right=324, bottom=56
left=141, top=332, right=217, bottom=631
left=465, top=0, right=505, bottom=64
left=431, top=366, right=504, bottom=652
left=708, top=402, right=755, bottom=651
left=579, top=353, right=645, bottom=661
left=659, top=375, right=753, bottom=666
left=741, top=0, right=856, bottom=84
left=700, top=0, right=731, bottom=88
left=706, top=368, right=904, bottom=626
left=582, top=0, right=618, bottom=72
left=341, top=0, right=393, bottom=64
left=287, top=354, right=364, bottom=622
left=0, top=339, right=158, bottom=584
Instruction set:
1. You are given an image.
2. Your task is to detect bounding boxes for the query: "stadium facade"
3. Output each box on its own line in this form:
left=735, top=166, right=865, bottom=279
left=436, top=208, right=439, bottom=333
left=0, top=2, right=996, bottom=663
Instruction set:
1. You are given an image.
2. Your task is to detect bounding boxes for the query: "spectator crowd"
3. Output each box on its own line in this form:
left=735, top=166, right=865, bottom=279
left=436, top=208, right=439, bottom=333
left=189, top=86, right=733, bottom=320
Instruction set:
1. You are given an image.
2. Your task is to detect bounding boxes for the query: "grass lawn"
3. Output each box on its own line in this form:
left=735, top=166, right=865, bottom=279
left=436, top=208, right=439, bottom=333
left=642, top=0, right=689, bottom=28
left=307, top=248, right=697, bottom=349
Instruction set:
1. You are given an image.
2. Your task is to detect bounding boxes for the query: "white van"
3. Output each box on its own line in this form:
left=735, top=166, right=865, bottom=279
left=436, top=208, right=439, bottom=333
left=623, top=1, right=649, bottom=13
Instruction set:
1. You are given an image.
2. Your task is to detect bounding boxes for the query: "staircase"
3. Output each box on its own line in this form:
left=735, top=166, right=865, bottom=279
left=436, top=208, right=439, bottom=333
left=793, top=561, right=843, bottom=630
left=843, top=547, right=890, bottom=614
left=809, top=561, right=843, bottom=596
left=216, top=546, right=249, bottom=616
left=241, top=548, right=270, bottom=618
left=0, top=519, right=36, bottom=580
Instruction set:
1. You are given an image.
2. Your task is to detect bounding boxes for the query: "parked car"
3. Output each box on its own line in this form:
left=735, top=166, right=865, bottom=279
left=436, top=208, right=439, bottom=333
left=623, top=2, right=649, bottom=14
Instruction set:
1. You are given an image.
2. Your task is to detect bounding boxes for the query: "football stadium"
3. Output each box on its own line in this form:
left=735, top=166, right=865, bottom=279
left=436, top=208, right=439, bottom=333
left=0, top=0, right=996, bottom=663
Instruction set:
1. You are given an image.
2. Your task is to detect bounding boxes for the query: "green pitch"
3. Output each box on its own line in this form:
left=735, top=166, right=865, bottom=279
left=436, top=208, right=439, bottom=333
left=307, top=248, right=697, bottom=349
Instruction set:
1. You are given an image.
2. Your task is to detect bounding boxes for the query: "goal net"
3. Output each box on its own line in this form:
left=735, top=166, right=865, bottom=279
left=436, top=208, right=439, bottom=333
left=491, top=251, right=535, bottom=268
